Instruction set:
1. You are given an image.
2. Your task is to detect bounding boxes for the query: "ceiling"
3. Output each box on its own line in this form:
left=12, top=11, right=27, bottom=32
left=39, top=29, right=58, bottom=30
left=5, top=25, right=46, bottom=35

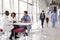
left=44, top=0, right=60, bottom=6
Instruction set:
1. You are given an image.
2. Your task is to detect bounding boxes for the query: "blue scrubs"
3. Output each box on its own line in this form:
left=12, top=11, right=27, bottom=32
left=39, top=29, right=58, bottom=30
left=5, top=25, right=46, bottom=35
left=51, top=12, right=56, bottom=27
left=20, top=15, right=31, bottom=33
left=58, top=14, right=60, bottom=25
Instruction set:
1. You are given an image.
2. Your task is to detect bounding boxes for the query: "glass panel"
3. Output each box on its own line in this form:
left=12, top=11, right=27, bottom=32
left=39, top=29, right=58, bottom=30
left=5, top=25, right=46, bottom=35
left=33, top=3, right=36, bottom=14
left=16, top=13, right=18, bottom=20
left=10, top=0, right=14, bottom=13
left=0, top=0, right=2, bottom=13
left=3, top=0, right=10, bottom=13
left=28, top=4, right=32, bottom=14
left=20, top=0, right=27, bottom=2
left=14, top=0, right=18, bottom=13
left=19, top=14, right=24, bottom=20
left=0, top=14, right=2, bottom=24
left=19, top=1, right=27, bottom=13
left=33, top=2, right=37, bottom=22
left=28, top=0, right=32, bottom=4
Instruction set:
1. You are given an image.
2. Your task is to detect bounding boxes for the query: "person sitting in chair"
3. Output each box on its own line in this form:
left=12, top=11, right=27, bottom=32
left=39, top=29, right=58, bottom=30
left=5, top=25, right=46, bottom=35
left=20, top=11, right=31, bottom=36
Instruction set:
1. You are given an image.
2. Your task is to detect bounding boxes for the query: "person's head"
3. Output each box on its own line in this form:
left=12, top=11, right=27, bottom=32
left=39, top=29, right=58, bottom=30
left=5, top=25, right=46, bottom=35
left=42, top=10, right=44, bottom=13
left=11, top=12, right=16, bottom=18
left=24, top=11, right=28, bottom=16
left=5, top=11, right=9, bottom=16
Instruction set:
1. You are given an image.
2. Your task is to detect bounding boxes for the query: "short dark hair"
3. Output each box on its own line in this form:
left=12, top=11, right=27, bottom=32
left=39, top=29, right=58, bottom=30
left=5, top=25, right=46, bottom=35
left=24, top=11, right=28, bottom=14
left=42, top=10, right=44, bottom=12
left=5, top=11, right=9, bottom=16
left=11, top=12, right=16, bottom=17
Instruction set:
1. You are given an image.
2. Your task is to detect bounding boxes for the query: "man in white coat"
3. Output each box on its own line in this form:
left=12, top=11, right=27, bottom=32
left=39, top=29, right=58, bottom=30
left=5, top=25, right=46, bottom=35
left=1, top=11, right=13, bottom=33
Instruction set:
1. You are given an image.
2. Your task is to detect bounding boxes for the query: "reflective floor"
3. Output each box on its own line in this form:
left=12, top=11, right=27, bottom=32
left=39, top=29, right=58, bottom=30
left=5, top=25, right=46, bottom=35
left=0, top=21, right=60, bottom=40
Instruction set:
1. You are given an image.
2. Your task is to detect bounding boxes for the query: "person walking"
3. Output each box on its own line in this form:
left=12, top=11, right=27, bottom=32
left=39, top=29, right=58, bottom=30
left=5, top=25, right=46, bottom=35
left=51, top=11, right=56, bottom=27
left=40, top=10, right=45, bottom=28
left=58, top=12, right=60, bottom=26
left=46, top=12, right=49, bottom=27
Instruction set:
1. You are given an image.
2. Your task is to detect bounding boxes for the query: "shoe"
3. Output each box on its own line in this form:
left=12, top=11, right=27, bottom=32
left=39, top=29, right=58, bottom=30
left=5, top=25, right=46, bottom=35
left=9, top=37, right=12, bottom=40
left=25, top=33, right=28, bottom=36
left=15, top=36, right=19, bottom=39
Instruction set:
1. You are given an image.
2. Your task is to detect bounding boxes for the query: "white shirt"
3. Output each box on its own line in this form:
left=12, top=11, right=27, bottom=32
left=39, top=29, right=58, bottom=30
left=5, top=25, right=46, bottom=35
left=1, top=15, right=13, bottom=32
left=9, top=17, right=17, bottom=23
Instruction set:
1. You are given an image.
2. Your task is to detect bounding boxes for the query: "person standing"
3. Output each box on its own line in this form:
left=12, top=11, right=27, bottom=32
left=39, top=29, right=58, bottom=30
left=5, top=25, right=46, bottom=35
left=58, top=12, right=60, bottom=26
left=51, top=11, right=56, bottom=27
left=40, top=10, right=45, bottom=28
left=46, top=12, right=49, bottom=27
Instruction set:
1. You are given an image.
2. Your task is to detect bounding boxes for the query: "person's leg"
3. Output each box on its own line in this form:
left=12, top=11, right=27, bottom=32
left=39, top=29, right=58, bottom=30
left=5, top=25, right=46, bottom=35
left=41, top=20, right=43, bottom=28
left=9, top=28, right=15, bottom=40
left=19, top=25, right=27, bottom=36
left=47, top=18, right=49, bottom=27
left=52, top=19, right=55, bottom=27
left=13, top=25, right=20, bottom=38
left=41, top=20, right=44, bottom=28
left=27, top=25, right=31, bottom=33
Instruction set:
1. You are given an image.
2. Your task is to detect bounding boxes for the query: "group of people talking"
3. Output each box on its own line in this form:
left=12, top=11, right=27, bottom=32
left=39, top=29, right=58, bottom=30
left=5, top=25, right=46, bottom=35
left=1, top=11, right=31, bottom=40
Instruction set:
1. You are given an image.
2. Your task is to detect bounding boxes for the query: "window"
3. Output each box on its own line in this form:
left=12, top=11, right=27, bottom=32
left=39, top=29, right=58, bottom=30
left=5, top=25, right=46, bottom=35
left=28, top=0, right=32, bottom=4
left=28, top=4, right=32, bottom=14
left=0, top=0, right=2, bottom=23
left=0, top=0, right=2, bottom=13
left=14, top=0, right=18, bottom=13
left=3, top=0, right=10, bottom=13
left=19, top=1, right=27, bottom=13
left=20, top=0, right=27, bottom=2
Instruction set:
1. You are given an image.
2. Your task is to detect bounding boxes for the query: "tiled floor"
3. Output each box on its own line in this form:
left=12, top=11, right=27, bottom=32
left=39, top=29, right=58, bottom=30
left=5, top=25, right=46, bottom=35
left=0, top=21, right=60, bottom=40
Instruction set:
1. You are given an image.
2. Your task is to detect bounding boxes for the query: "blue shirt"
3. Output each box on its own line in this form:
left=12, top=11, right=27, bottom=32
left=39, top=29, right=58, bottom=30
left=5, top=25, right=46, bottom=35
left=59, top=14, right=60, bottom=21
left=51, top=12, right=56, bottom=20
left=21, top=15, right=31, bottom=22
left=20, top=15, right=31, bottom=28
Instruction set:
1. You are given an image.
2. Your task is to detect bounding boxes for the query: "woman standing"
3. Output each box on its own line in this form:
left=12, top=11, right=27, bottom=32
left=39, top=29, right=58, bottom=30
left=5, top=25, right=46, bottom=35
left=46, top=12, right=49, bottom=27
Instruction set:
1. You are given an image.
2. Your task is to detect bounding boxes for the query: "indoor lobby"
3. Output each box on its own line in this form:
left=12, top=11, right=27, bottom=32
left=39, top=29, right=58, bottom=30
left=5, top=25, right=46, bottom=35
left=0, top=0, right=60, bottom=40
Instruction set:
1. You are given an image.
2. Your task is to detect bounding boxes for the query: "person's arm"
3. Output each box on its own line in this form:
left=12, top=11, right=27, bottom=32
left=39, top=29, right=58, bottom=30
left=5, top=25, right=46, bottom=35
left=44, top=13, right=45, bottom=19
left=20, top=16, right=25, bottom=22
left=27, top=16, right=31, bottom=23
left=27, top=20, right=31, bottom=23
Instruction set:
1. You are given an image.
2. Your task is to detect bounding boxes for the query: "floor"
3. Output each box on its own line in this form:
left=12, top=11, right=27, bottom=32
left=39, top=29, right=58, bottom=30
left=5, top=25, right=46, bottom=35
left=0, top=21, right=60, bottom=40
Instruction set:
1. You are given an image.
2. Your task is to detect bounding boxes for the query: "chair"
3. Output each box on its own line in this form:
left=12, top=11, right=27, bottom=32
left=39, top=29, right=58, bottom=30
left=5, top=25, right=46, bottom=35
left=0, top=29, right=3, bottom=32
left=0, top=29, right=3, bottom=40
left=14, top=28, right=26, bottom=39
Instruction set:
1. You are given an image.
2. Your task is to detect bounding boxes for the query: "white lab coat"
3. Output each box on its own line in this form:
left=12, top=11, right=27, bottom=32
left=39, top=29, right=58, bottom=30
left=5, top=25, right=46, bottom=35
left=9, top=17, right=17, bottom=29
left=9, top=17, right=17, bottom=23
left=1, top=15, right=13, bottom=32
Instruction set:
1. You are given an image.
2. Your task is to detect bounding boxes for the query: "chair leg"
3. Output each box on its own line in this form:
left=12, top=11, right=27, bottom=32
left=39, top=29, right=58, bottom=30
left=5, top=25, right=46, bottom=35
left=14, top=32, right=16, bottom=40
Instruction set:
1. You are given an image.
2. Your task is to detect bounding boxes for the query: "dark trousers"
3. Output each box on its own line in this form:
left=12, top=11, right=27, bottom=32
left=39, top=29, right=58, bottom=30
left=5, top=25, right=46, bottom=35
left=10, top=25, right=20, bottom=38
left=41, top=20, right=44, bottom=28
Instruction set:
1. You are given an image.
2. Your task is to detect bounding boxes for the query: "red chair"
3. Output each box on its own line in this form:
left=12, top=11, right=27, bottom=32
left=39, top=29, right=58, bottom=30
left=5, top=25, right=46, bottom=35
left=0, top=29, right=3, bottom=40
left=14, top=28, right=26, bottom=38
left=0, top=29, right=3, bottom=32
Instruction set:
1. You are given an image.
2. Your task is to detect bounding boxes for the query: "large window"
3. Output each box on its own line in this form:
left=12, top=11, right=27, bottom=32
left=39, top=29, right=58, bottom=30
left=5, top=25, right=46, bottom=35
left=19, top=1, right=27, bottom=13
left=0, top=0, right=2, bottom=23
left=28, top=4, right=32, bottom=14
left=28, top=0, right=32, bottom=4
left=18, top=1, right=28, bottom=20
left=3, top=0, right=10, bottom=13
left=20, top=0, right=27, bottom=2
